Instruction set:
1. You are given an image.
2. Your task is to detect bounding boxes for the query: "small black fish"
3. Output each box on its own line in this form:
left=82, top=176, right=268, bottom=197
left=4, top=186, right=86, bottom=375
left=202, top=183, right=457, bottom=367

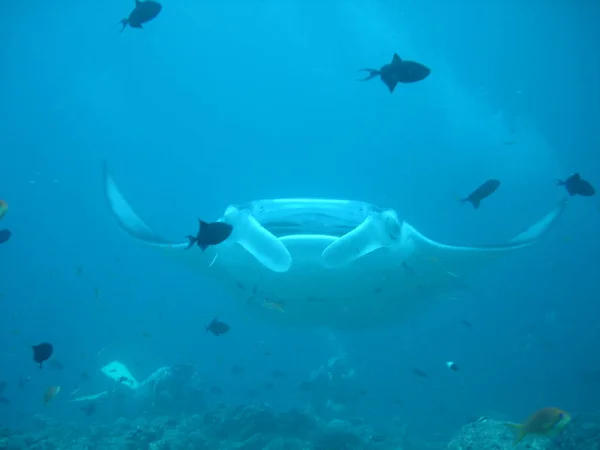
left=32, top=343, right=53, bottom=368
left=446, top=361, right=459, bottom=371
left=0, top=396, right=10, bottom=405
left=460, top=320, right=473, bottom=330
left=81, top=403, right=96, bottom=416
left=120, top=0, right=162, bottom=32
left=411, top=368, right=428, bottom=378
left=186, top=219, right=233, bottom=251
left=557, top=173, right=595, bottom=197
left=0, top=229, right=11, bottom=244
left=358, top=53, right=431, bottom=93
left=81, top=371, right=91, bottom=380
left=117, top=376, right=130, bottom=383
left=263, top=382, right=274, bottom=390
left=206, top=317, right=230, bottom=336
left=460, top=179, right=501, bottom=209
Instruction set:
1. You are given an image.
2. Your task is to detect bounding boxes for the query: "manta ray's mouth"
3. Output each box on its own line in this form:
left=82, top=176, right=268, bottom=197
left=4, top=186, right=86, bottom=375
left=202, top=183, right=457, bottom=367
left=222, top=199, right=406, bottom=271
left=235, top=198, right=386, bottom=238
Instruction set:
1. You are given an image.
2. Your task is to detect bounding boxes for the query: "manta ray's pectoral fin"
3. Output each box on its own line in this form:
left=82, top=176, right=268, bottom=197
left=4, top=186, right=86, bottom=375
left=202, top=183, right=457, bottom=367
left=103, top=161, right=187, bottom=249
left=405, top=197, right=568, bottom=280
left=103, top=162, right=292, bottom=273
left=321, top=209, right=409, bottom=268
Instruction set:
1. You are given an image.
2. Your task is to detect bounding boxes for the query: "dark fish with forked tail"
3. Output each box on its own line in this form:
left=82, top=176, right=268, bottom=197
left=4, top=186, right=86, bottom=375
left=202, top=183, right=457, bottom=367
left=557, top=173, right=595, bottom=197
left=358, top=53, right=430, bottom=93
left=120, top=0, right=162, bottom=32
left=206, top=317, right=230, bottom=336
left=81, top=403, right=96, bottom=416
left=460, top=179, right=501, bottom=209
left=411, top=368, right=428, bottom=378
left=186, top=219, right=233, bottom=251
left=0, top=229, right=11, bottom=244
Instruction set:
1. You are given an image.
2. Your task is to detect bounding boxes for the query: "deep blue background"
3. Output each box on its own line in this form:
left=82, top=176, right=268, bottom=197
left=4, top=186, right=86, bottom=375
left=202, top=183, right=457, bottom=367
left=1, top=0, right=599, bottom=438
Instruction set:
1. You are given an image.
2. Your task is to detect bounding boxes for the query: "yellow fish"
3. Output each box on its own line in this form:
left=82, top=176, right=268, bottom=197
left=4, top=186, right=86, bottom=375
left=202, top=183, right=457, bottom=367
left=505, top=407, right=570, bottom=446
left=263, top=299, right=285, bottom=313
left=0, top=200, right=7, bottom=220
left=43, top=386, right=61, bottom=405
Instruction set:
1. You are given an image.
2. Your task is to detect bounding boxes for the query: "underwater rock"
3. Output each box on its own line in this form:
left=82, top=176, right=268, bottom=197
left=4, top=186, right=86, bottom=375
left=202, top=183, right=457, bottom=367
left=155, top=390, right=174, bottom=413
left=1, top=402, right=597, bottom=450
left=550, top=413, right=600, bottom=450
left=447, top=418, right=554, bottom=450
left=236, top=407, right=278, bottom=441
left=235, top=433, right=271, bottom=450
left=278, top=408, right=317, bottom=439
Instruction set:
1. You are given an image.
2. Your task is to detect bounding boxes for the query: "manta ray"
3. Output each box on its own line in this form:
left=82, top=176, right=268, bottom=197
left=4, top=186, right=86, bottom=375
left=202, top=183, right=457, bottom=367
left=103, top=163, right=566, bottom=331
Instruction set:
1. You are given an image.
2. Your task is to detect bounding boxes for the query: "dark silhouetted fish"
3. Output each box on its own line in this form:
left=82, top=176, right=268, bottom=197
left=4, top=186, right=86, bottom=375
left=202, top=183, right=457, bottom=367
left=0, top=229, right=11, bottom=244
left=446, top=361, right=459, bottom=371
left=460, top=179, right=501, bottom=209
left=358, top=53, right=430, bottom=93
left=120, top=0, right=162, bottom=32
left=186, top=220, right=233, bottom=251
left=206, top=317, right=230, bottom=336
left=0, top=396, right=9, bottom=405
left=81, top=403, right=96, bottom=416
left=411, top=368, right=428, bottom=378
left=32, top=343, right=53, bottom=368
left=460, top=320, right=473, bottom=330
left=557, top=173, right=595, bottom=197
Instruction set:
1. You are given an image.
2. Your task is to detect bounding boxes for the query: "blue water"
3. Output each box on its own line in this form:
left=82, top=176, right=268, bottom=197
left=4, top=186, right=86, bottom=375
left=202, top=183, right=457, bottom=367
left=1, top=0, right=599, bottom=441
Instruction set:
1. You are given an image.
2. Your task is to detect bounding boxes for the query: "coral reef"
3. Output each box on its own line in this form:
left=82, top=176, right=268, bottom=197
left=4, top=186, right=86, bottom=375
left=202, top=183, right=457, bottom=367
left=446, top=413, right=600, bottom=450
left=447, top=418, right=551, bottom=450
left=1, top=406, right=599, bottom=450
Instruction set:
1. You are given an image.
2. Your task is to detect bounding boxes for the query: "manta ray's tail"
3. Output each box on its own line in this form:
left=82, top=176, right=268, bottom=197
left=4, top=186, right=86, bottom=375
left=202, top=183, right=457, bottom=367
left=119, top=19, right=128, bottom=32
left=357, top=69, right=381, bottom=81
left=185, top=235, right=197, bottom=250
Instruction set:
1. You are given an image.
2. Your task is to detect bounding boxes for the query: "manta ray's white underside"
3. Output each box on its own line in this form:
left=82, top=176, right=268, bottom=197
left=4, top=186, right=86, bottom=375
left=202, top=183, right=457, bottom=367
left=103, top=163, right=566, bottom=330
